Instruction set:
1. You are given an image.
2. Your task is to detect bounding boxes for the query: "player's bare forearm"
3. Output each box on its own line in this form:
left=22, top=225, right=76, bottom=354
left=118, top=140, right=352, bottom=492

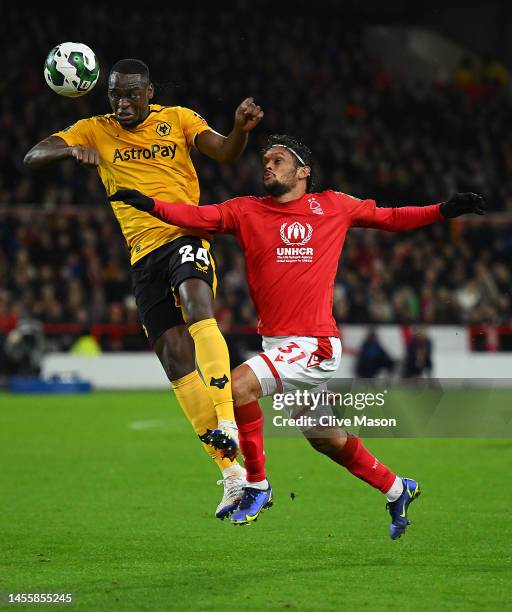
left=218, top=126, right=248, bottom=162
left=195, top=127, right=247, bottom=163
left=23, top=136, right=73, bottom=168
left=24, top=136, right=99, bottom=168
left=196, top=97, right=263, bottom=163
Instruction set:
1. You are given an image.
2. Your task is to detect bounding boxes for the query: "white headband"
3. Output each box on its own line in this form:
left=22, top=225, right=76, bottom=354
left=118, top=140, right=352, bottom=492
left=269, top=144, right=306, bottom=166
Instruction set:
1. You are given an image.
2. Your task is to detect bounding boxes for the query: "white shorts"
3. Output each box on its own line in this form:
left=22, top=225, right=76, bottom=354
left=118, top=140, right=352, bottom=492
left=244, top=336, right=342, bottom=397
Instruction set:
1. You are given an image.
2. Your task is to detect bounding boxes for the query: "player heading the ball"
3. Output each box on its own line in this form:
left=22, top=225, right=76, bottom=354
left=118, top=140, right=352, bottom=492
left=25, top=57, right=265, bottom=519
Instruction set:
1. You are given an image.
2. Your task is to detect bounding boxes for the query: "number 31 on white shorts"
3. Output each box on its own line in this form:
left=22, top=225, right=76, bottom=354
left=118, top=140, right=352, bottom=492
left=244, top=336, right=342, bottom=397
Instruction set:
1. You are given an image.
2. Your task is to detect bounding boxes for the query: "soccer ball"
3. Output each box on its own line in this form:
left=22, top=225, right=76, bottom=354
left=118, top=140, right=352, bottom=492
left=44, top=42, right=100, bottom=98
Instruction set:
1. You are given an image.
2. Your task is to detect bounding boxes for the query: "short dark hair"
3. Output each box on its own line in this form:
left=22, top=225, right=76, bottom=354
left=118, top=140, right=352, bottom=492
left=262, top=134, right=315, bottom=192
left=109, top=59, right=150, bottom=81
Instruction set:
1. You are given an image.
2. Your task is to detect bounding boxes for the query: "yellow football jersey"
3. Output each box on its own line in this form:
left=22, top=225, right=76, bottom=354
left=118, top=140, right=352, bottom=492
left=54, top=104, right=211, bottom=264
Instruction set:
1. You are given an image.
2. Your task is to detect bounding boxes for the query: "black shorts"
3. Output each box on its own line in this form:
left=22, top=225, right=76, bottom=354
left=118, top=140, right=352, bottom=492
left=131, top=236, right=217, bottom=345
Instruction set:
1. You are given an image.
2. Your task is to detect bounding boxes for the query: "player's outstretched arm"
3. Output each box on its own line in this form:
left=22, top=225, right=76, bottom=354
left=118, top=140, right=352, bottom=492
left=24, top=136, right=99, bottom=168
left=195, top=97, right=264, bottom=163
left=108, top=189, right=223, bottom=232
left=352, top=192, right=485, bottom=231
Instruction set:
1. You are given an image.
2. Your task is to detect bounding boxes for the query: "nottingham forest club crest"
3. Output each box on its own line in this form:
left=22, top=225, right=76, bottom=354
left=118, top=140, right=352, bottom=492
left=277, top=221, right=314, bottom=263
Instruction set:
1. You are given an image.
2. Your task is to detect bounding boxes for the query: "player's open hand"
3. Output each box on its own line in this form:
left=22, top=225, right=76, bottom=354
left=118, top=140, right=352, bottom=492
left=70, top=145, right=100, bottom=167
left=440, top=192, right=486, bottom=219
left=234, top=97, right=264, bottom=132
left=108, top=189, right=155, bottom=212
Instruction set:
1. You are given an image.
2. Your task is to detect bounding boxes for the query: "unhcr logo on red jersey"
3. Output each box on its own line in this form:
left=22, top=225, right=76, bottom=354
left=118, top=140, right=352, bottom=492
left=277, top=221, right=314, bottom=263
left=280, top=222, right=313, bottom=245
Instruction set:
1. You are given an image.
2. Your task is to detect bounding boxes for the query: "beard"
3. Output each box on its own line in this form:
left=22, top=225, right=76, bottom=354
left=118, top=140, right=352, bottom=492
left=264, top=178, right=292, bottom=197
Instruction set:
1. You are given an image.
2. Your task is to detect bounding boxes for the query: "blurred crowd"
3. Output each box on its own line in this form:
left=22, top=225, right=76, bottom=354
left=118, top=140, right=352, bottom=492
left=2, top=5, right=512, bottom=210
left=0, top=209, right=132, bottom=331
left=1, top=4, right=512, bottom=349
left=1, top=210, right=511, bottom=341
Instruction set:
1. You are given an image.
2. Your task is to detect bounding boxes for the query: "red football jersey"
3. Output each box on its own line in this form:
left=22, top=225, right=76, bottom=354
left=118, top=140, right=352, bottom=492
left=152, top=190, right=443, bottom=337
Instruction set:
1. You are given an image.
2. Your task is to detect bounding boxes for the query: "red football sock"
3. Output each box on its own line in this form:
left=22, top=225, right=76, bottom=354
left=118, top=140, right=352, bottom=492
left=333, top=434, right=396, bottom=493
left=234, top=401, right=266, bottom=483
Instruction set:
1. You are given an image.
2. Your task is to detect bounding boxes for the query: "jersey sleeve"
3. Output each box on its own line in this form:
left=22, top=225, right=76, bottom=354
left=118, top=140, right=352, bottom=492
left=151, top=200, right=222, bottom=232
left=150, top=196, right=243, bottom=234
left=52, top=118, right=95, bottom=148
left=332, top=192, right=443, bottom=232
left=216, top=198, right=243, bottom=234
left=178, top=107, right=211, bottom=149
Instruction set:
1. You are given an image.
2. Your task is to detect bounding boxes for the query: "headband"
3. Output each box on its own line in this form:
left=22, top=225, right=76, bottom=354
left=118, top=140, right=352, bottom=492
left=269, top=144, right=306, bottom=166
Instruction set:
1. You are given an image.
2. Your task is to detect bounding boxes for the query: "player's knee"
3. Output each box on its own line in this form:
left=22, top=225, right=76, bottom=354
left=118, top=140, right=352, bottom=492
left=154, top=328, right=195, bottom=381
left=184, top=305, right=214, bottom=326
left=308, top=436, right=345, bottom=457
left=160, top=353, right=192, bottom=381
left=162, top=356, right=191, bottom=382
left=232, top=366, right=259, bottom=406
left=232, top=374, right=251, bottom=406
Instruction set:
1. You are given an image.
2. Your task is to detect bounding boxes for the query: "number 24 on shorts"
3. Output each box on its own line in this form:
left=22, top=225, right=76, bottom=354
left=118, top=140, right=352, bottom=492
left=179, top=245, right=210, bottom=267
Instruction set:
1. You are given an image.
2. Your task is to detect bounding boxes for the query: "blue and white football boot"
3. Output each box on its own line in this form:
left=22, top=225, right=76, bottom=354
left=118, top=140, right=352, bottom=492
left=387, top=477, right=421, bottom=540
left=230, top=483, right=273, bottom=525
left=215, top=466, right=247, bottom=520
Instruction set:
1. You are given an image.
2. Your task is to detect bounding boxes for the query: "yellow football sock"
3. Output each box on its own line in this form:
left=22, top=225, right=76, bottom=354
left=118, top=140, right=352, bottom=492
left=188, top=318, right=235, bottom=423
left=171, top=370, right=235, bottom=473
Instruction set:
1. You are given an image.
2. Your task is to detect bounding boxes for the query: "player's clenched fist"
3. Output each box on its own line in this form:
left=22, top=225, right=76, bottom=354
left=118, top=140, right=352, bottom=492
left=70, top=145, right=100, bottom=167
left=234, top=97, right=264, bottom=132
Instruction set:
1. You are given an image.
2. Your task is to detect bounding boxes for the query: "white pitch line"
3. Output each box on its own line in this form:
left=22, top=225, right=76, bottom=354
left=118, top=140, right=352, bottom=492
left=128, top=419, right=171, bottom=431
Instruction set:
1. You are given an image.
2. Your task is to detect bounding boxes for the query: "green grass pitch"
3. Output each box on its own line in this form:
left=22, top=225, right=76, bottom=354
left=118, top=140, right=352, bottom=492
left=1, top=391, right=511, bottom=611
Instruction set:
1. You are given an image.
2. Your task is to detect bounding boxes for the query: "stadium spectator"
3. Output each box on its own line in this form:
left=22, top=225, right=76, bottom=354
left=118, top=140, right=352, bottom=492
left=355, top=328, right=395, bottom=378
left=403, top=327, right=433, bottom=378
